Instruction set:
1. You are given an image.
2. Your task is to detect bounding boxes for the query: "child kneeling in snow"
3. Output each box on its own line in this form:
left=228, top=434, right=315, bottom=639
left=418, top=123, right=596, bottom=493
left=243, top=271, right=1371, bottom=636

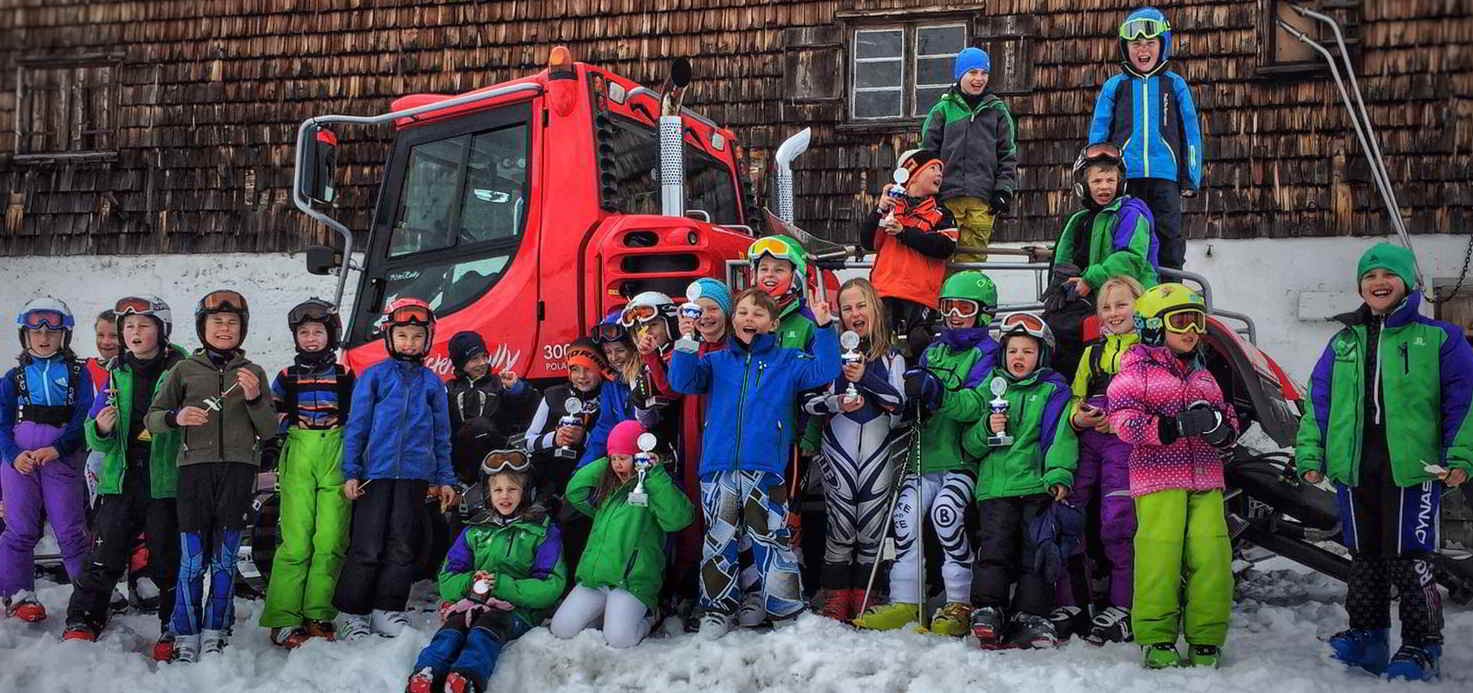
left=1106, top=283, right=1236, bottom=669
left=407, top=450, right=566, bottom=693
left=549, top=420, right=694, bottom=647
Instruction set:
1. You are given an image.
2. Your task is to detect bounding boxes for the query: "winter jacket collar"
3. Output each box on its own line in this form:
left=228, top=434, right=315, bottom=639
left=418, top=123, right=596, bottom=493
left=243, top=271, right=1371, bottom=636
left=936, top=326, right=992, bottom=350
left=730, top=331, right=778, bottom=356
left=1334, top=290, right=1423, bottom=331
left=941, top=87, right=1000, bottom=114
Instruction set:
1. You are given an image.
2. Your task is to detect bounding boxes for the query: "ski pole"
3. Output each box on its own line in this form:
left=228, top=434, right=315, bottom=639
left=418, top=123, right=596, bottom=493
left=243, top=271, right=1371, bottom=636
left=913, top=398, right=929, bottom=630
left=858, top=429, right=909, bottom=613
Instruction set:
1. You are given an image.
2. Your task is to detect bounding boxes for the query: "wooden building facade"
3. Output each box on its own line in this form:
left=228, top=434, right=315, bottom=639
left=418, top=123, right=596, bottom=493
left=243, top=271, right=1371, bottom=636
left=1, top=0, right=1469, bottom=256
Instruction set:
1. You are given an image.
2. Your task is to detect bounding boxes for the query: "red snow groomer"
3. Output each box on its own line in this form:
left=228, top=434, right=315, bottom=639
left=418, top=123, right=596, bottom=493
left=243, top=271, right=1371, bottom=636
left=291, top=47, right=827, bottom=383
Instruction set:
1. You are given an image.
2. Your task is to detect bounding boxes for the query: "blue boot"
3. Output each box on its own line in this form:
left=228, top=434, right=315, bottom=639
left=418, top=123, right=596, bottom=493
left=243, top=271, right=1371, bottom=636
left=1385, top=643, right=1440, bottom=682
left=1328, top=628, right=1389, bottom=675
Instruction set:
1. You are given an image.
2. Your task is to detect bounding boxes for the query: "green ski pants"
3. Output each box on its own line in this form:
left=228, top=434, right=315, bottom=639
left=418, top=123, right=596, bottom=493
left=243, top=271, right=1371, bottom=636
left=1131, top=488, right=1233, bottom=646
left=260, top=427, right=349, bottom=628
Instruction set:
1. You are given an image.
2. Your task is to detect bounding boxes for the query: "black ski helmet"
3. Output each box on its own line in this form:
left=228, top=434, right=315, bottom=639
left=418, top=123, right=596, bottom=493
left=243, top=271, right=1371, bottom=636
left=1072, top=142, right=1127, bottom=206
left=195, top=289, right=250, bottom=349
left=287, top=298, right=341, bottom=352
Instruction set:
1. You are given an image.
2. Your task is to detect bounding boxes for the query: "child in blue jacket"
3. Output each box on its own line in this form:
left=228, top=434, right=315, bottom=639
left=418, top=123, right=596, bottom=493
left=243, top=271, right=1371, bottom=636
left=1087, top=6, right=1203, bottom=270
left=334, top=298, right=458, bottom=640
left=669, top=288, right=839, bottom=637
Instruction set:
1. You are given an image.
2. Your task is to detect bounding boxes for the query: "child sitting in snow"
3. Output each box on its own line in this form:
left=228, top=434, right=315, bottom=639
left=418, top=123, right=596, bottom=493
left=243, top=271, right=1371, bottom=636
left=1297, top=242, right=1473, bottom=681
left=961, top=312, right=1076, bottom=649
left=549, top=420, right=693, bottom=647
left=1106, top=283, right=1236, bottom=669
left=669, top=288, right=838, bottom=636
left=406, top=450, right=566, bottom=693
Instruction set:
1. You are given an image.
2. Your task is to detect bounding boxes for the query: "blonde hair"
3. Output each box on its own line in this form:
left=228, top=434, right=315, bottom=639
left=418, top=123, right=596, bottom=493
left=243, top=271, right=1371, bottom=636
left=837, top=278, right=893, bottom=362
left=1095, top=276, right=1145, bottom=317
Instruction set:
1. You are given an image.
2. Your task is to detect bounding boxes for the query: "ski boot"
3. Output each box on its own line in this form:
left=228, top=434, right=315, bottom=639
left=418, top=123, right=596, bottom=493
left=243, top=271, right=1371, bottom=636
left=152, top=632, right=176, bottom=662
left=340, top=613, right=373, bottom=641
left=1004, top=612, right=1060, bottom=649
left=847, top=588, right=874, bottom=616
left=305, top=619, right=337, bottom=641
left=852, top=602, right=919, bottom=631
left=970, top=606, right=1007, bottom=649
left=698, top=610, right=734, bottom=640
left=444, top=672, right=474, bottom=693
left=173, top=633, right=201, bottom=664
left=405, top=667, right=435, bottom=693
left=1048, top=605, right=1088, bottom=641
left=1327, top=628, right=1389, bottom=676
left=1084, top=606, right=1132, bottom=646
left=130, top=576, right=161, bottom=613
left=201, top=629, right=228, bottom=656
left=62, top=620, right=99, bottom=641
left=1385, top=643, right=1441, bottom=682
left=371, top=609, right=410, bottom=637
left=1186, top=645, right=1222, bottom=668
left=737, top=592, right=767, bottom=628
left=1141, top=643, right=1182, bottom=669
left=928, top=602, right=974, bottom=637
left=5, top=590, right=47, bottom=622
left=811, top=589, right=853, bottom=622
left=270, top=626, right=311, bottom=649
left=109, top=586, right=130, bottom=614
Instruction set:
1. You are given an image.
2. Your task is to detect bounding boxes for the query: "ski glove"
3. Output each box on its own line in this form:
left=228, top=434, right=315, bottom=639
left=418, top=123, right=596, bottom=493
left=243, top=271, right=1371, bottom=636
left=990, top=190, right=1012, bottom=215
left=1161, top=402, right=1234, bottom=447
left=903, top=368, right=944, bottom=413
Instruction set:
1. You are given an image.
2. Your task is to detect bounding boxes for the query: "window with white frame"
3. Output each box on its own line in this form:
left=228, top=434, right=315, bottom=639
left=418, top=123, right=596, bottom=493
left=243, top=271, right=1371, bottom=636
left=850, top=22, right=970, bottom=121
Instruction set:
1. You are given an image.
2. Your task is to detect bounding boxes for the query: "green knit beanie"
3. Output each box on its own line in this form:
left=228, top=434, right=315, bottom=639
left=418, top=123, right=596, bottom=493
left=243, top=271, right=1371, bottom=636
left=1356, top=242, right=1419, bottom=291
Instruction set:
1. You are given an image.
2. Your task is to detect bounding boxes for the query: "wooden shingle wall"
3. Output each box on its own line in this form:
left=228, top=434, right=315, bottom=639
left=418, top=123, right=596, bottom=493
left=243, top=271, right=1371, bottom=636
left=0, top=0, right=1468, bottom=256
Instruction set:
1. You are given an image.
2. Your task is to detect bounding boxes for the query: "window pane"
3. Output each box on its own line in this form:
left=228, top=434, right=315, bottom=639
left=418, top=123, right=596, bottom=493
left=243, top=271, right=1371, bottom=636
left=855, top=29, right=903, bottom=59
left=914, top=86, right=950, bottom=116
left=917, top=24, right=966, bottom=56
left=855, top=60, right=903, bottom=89
left=390, top=136, right=466, bottom=257
left=457, top=125, right=530, bottom=245
left=854, top=89, right=902, bottom=119
left=376, top=254, right=513, bottom=334
left=916, top=57, right=952, bottom=87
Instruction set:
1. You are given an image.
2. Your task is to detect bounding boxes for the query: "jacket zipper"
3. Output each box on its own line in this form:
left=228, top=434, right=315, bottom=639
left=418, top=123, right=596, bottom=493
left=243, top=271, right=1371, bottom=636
left=734, top=351, right=752, bottom=470
left=1139, top=78, right=1151, bottom=178
left=1400, top=342, right=1409, bottom=375
left=1372, top=321, right=1384, bottom=425
left=217, top=366, right=226, bottom=457
left=395, top=367, right=411, bottom=480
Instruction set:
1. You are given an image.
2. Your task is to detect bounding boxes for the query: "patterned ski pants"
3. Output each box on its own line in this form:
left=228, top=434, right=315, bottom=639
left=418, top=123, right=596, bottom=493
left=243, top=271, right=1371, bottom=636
left=1346, top=555, right=1444, bottom=645
left=699, top=470, right=803, bottom=618
left=889, top=469, right=976, bottom=604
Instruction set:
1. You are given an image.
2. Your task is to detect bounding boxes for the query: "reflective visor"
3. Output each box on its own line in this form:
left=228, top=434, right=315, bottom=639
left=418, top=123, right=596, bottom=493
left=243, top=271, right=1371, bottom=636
left=289, top=302, right=334, bottom=325
left=592, top=322, right=628, bottom=344
left=1119, top=17, right=1169, bottom=41
left=1000, top=311, right=1047, bottom=334
left=1163, top=309, right=1207, bottom=334
left=21, top=310, right=66, bottom=329
left=619, top=304, right=658, bottom=327
left=482, top=449, right=532, bottom=475
left=114, top=296, right=155, bottom=316
left=939, top=298, right=980, bottom=319
left=387, top=304, right=432, bottom=325
left=201, top=290, right=246, bottom=312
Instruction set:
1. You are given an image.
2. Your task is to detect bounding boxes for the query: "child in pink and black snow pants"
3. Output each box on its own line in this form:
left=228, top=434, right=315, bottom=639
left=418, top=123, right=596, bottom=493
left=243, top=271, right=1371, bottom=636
left=1, top=297, right=95, bottom=622
left=1053, top=276, right=1143, bottom=645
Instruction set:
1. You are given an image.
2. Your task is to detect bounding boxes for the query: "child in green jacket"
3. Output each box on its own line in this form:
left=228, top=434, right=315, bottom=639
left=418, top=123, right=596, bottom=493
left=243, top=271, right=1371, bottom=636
left=962, top=312, right=1077, bottom=649
left=1299, top=242, right=1473, bottom=682
left=407, top=452, right=566, bottom=693
left=549, top=420, right=694, bottom=647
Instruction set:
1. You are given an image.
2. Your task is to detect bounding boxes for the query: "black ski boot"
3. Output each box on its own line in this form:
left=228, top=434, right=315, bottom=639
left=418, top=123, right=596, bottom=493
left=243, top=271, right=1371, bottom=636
left=1005, top=612, right=1060, bottom=649
left=970, top=606, right=1007, bottom=649
left=1048, top=605, right=1089, bottom=641
left=1084, top=606, right=1132, bottom=645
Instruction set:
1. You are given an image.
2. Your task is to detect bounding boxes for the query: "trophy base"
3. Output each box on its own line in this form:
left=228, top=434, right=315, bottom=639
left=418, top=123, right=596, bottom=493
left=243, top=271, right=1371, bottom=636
left=675, top=337, right=700, bottom=353
left=986, top=434, right=1014, bottom=447
left=628, top=491, right=648, bottom=507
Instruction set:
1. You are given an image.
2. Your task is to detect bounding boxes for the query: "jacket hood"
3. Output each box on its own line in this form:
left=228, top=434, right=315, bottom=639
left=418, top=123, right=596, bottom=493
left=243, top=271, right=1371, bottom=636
left=1119, top=6, right=1172, bottom=77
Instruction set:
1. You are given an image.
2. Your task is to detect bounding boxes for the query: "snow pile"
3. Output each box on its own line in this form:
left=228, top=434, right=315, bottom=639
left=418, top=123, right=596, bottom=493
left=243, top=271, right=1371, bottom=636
left=2, top=567, right=1469, bottom=692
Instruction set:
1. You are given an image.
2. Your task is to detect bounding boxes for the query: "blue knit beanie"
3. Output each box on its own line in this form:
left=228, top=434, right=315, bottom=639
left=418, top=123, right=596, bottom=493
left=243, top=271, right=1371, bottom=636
left=954, top=47, right=991, bottom=80
left=689, top=277, right=733, bottom=316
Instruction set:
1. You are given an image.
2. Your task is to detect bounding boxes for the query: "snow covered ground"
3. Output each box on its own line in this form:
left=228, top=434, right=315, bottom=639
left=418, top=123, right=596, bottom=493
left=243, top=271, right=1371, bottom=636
left=2, top=562, right=1469, bottom=692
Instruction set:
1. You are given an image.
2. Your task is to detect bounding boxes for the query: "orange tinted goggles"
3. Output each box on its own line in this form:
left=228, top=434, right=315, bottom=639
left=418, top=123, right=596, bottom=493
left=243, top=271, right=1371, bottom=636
left=388, top=305, right=432, bottom=324
left=114, top=296, right=155, bottom=316
left=482, top=449, right=532, bottom=475
left=1163, top=309, right=1207, bottom=334
left=619, top=304, right=658, bottom=327
left=201, top=290, right=246, bottom=311
left=999, top=312, right=1046, bottom=333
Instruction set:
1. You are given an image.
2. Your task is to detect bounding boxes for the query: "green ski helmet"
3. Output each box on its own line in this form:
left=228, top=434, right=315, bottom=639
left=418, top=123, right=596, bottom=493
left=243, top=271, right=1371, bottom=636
left=746, top=234, right=809, bottom=297
left=939, top=271, right=998, bottom=326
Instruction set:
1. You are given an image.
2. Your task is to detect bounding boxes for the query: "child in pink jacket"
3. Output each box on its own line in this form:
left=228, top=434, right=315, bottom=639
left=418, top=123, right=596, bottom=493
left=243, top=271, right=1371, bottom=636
left=1106, top=283, right=1237, bottom=670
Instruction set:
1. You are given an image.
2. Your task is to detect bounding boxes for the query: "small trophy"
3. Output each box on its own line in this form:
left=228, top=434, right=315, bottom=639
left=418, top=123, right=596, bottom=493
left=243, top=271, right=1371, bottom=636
left=840, top=330, right=863, bottom=404
left=628, top=432, right=658, bottom=507
left=883, top=168, right=909, bottom=227
left=554, top=397, right=584, bottom=460
left=986, top=377, right=1013, bottom=447
left=471, top=575, right=494, bottom=602
left=676, top=281, right=704, bottom=353
left=203, top=380, right=242, bottom=415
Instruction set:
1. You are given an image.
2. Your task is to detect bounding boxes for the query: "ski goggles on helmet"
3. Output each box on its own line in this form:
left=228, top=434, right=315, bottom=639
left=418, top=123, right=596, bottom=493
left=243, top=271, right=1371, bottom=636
left=1119, top=16, right=1170, bottom=41
left=591, top=321, right=629, bottom=345
left=288, top=301, right=335, bottom=327
left=386, top=303, right=433, bottom=325
left=939, top=298, right=983, bottom=320
left=115, top=296, right=162, bottom=317
left=619, top=304, right=660, bottom=328
left=1161, top=308, right=1207, bottom=335
left=200, top=290, right=247, bottom=312
left=20, top=310, right=67, bottom=330
left=998, top=312, right=1052, bottom=348
left=482, top=449, right=532, bottom=475
left=1080, top=142, right=1124, bottom=163
left=747, top=236, right=799, bottom=264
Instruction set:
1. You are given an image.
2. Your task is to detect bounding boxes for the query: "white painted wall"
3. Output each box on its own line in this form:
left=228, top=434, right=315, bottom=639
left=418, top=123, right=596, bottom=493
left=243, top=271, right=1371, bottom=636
left=3, top=234, right=1469, bottom=384
left=1, top=253, right=359, bottom=376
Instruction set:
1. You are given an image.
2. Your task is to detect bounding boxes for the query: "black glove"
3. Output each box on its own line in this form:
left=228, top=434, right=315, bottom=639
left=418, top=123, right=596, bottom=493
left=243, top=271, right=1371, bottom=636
left=990, top=190, right=1012, bottom=215
left=1171, top=402, right=1234, bottom=447
left=903, top=368, right=944, bottom=413
left=258, top=436, right=282, bottom=472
